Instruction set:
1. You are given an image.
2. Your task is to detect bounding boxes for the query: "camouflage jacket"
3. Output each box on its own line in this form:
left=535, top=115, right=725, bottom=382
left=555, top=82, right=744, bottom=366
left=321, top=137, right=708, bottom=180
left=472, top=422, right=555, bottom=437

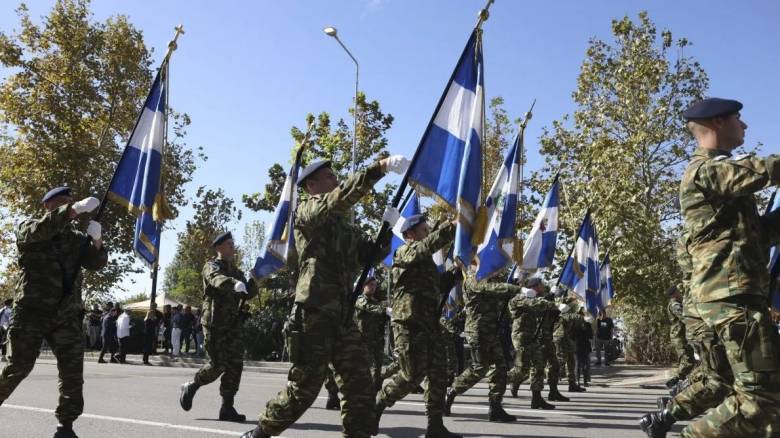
left=680, top=147, right=780, bottom=303
left=15, top=205, right=107, bottom=316
left=508, top=292, right=558, bottom=343
left=553, top=309, right=577, bottom=344
left=667, top=298, right=686, bottom=343
left=390, top=221, right=456, bottom=332
left=462, top=277, right=520, bottom=341
left=676, top=232, right=696, bottom=315
left=354, top=294, right=387, bottom=342
left=293, top=163, right=391, bottom=317
left=538, top=296, right=560, bottom=342
left=201, top=257, right=259, bottom=330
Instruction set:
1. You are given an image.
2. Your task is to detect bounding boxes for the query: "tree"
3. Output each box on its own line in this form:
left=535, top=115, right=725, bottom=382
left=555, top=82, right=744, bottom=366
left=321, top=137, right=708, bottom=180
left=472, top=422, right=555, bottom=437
left=240, top=220, right=266, bottom=273
left=0, top=0, right=200, bottom=300
left=534, top=12, right=709, bottom=363
left=163, top=187, right=242, bottom=306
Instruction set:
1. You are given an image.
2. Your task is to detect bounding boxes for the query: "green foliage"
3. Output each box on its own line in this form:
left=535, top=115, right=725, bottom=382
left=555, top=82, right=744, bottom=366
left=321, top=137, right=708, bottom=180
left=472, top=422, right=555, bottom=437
left=534, top=12, right=709, bottom=363
left=121, top=291, right=149, bottom=305
left=0, top=0, right=200, bottom=300
left=163, top=187, right=242, bottom=306
left=240, top=220, right=266, bottom=272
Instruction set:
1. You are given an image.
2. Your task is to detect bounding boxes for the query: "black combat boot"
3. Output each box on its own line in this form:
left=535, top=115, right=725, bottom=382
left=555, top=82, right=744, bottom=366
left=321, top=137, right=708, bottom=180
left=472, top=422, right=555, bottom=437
left=547, top=384, right=570, bottom=402
left=371, top=397, right=388, bottom=436
left=239, top=426, right=272, bottom=438
left=219, top=395, right=247, bottom=422
left=656, top=396, right=671, bottom=410
left=179, top=380, right=200, bottom=411
left=53, top=423, right=78, bottom=438
left=510, top=382, right=519, bottom=398
left=488, top=400, right=517, bottom=422
left=664, top=376, right=679, bottom=389
left=568, top=382, right=586, bottom=393
left=443, top=388, right=457, bottom=417
left=639, top=408, right=675, bottom=438
left=425, top=416, right=462, bottom=438
left=530, top=390, right=555, bottom=410
left=325, top=390, right=340, bottom=410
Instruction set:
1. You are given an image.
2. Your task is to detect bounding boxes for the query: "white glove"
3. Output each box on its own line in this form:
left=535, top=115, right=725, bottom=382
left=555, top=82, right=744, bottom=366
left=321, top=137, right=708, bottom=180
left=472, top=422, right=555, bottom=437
left=557, top=303, right=569, bottom=313
left=72, top=197, right=100, bottom=215
left=385, top=307, right=393, bottom=317
left=234, top=281, right=248, bottom=295
left=86, top=220, right=102, bottom=240
left=382, top=206, right=400, bottom=225
left=383, top=155, right=411, bottom=175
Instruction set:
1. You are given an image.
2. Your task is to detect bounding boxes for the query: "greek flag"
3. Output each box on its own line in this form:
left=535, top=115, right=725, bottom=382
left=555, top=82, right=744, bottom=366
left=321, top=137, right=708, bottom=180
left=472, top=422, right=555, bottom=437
left=475, top=129, right=523, bottom=280
left=106, top=65, right=170, bottom=267
left=559, top=211, right=600, bottom=305
left=521, top=176, right=560, bottom=271
left=382, top=192, right=421, bottom=267
left=407, top=29, right=484, bottom=266
left=766, top=189, right=780, bottom=310
left=442, top=281, right=464, bottom=321
left=252, top=162, right=300, bottom=279
left=597, top=254, right=614, bottom=312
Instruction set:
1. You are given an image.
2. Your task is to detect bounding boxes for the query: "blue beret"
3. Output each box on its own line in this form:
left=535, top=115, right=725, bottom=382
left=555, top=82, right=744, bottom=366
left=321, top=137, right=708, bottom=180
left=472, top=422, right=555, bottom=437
left=683, top=98, right=743, bottom=121
left=400, top=214, right=425, bottom=233
left=42, top=186, right=72, bottom=203
left=296, top=160, right=332, bottom=187
left=212, top=231, right=233, bottom=247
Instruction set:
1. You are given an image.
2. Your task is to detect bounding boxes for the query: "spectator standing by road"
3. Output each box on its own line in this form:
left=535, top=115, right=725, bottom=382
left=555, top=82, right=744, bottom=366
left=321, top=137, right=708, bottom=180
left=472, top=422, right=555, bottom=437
left=171, top=305, right=183, bottom=357
left=143, top=302, right=162, bottom=365
left=87, top=306, right=101, bottom=349
left=180, top=305, right=196, bottom=354
left=98, top=307, right=118, bottom=363
left=0, top=299, right=12, bottom=361
left=594, top=310, right=614, bottom=366
left=574, top=309, right=593, bottom=387
left=116, top=308, right=132, bottom=364
left=162, top=304, right=172, bottom=354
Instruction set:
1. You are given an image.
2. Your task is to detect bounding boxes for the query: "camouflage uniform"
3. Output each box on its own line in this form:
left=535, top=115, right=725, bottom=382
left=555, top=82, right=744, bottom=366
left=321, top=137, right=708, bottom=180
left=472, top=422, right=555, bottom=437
left=0, top=205, right=107, bottom=426
left=354, top=292, right=388, bottom=390
left=439, top=315, right=459, bottom=382
left=554, top=308, right=577, bottom=387
left=449, top=277, right=519, bottom=402
left=377, top=221, right=455, bottom=419
left=667, top=296, right=696, bottom=381
left=506, top=294, right=558, bottom=391
left=540, top=302, right=562, bottom=390
left=259, top=163, right=391, bottom=438
left=194, top=258, right=259, bottom=396
left=678, top=147, right=780, bottom=437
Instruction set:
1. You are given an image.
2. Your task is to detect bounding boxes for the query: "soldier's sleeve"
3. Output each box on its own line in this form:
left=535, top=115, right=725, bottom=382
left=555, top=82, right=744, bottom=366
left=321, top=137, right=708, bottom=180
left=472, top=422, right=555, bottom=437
left=355, top=296, right=385, bottom=315
left=471, top=280, right=523, bottom=295
left=357, top=226, right=393, bottom=267
left=202, top=261, right=237, bottom=298
left=299, top=163, right=386, bottom=227
left=79, top=234, right=108, bottom=271
left=16, top=205, right=71, bottom=246
left=396, top=222, right=456, bottom=266
left=439, top=266, right=461, bottom=294
left=530, top=299, right=558, bottom=312
left=696, top=154, right=780, bottom=197
left=669, top=301, right=683, bottom=321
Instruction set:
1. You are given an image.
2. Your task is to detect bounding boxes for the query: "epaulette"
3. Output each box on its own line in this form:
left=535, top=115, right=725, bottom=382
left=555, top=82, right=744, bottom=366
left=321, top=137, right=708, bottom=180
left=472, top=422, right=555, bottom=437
left=713, top=155, right=729, bottom=161
left=732, top=153, right=752, bottom=161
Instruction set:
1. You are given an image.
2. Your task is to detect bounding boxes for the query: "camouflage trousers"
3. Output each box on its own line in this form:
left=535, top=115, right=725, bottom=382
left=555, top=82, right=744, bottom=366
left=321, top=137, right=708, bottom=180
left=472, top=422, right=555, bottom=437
left=542, top=339, right=560, bottom=387
left=441, top=327, right=458, bottom=381
left=671, top=338, right=697, bottom=381
left=507, top=337, right=546, bottom=391
left=668, top=297, right=734, bottom=421
left=379, top=322, right=447, bottom=419
left=450, top=333, right=507, bottom=403
left=0, top=309, right=83, bottom=424
left=363, top=337, right=385, bottom=392
left=555, top=338, right=576, bottom=385
left=679, top=297, right=780, bottom=438
left=259, top=308, right=373, bottom=438
left=194, top=326, right=244, bottom=397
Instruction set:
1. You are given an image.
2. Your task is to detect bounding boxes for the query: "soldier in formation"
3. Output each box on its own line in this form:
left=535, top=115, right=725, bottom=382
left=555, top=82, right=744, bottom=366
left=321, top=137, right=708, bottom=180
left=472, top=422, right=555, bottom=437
left=179, top=231, right=260, bottom=422
left=663, top=284, right=696, bottom=390
left=241, top=156, right=407, bottom=438
left=0, top=187, right=107, bottom=438
left=554, top=294, right=586, bottom=393
left=354, top=274, right=389, bottom=393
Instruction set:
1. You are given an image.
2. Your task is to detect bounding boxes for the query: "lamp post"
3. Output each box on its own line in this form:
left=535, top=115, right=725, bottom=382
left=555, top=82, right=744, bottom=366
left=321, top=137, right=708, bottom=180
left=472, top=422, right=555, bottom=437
left=323, top=26, right=359, bottom=174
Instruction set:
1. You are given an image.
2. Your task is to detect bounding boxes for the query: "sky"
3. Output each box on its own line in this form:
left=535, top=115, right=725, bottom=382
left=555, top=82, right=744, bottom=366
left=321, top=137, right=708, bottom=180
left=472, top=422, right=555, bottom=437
left=1, top=0, right=779, bottom=300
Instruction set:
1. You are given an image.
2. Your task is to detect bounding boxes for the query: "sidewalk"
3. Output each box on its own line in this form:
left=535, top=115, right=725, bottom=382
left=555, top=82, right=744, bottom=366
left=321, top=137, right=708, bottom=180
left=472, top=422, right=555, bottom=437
left=586, top=357, right=671, bottom=388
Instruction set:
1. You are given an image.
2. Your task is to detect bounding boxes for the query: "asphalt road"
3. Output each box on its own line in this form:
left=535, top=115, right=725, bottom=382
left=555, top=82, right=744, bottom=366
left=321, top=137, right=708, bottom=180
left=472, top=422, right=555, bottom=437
left=0, top=358, right=687, bottom=438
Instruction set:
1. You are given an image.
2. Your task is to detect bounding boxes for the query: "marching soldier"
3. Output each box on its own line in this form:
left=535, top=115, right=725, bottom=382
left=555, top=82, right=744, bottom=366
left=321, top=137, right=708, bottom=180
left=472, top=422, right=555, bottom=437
left=507, top=277, right=559, bottom=409
left=663, top=284, right=696, bottom=389
left=539, top=286, right=570, bottom=403
left=241, top=156, right=406, bottom=438
left=645, top=98, right=780, bottom=437
left=179, top=231, right=259, bottom=422
left=354, top=275, right=389, bottom=393
left=373, top=214, right=460, bottom=438
left=554, top=295, right=585, bottom=393
left=0, top=187, right=107, bottom=438
left=444, top=276, right=518, bottom=423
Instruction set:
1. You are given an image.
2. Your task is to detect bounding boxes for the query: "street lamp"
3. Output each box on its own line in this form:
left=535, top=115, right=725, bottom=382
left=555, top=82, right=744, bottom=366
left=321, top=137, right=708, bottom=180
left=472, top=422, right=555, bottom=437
left=323, top=25, right=359, bottom=174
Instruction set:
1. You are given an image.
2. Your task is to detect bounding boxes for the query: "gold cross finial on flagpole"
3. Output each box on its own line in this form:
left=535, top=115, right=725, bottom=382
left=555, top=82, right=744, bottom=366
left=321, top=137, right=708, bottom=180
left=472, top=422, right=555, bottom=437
left=164, top=25, right=185, bottom=60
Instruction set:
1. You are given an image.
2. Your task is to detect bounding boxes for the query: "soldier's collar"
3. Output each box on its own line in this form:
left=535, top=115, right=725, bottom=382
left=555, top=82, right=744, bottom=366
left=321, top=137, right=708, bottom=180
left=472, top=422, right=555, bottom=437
left=693, top=147, right=731, bottom=158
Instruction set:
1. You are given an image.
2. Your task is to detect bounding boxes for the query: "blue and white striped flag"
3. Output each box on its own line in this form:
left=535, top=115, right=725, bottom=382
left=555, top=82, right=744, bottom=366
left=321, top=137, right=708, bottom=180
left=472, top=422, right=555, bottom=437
left=521, top=176, right=560, bottom=271
left=382, top=192, right=421, bottom=267
left=407, top=29, right=484, bottom=267
left=442, top=281, right=464, bottom=321
left=766, top=189, right=780, bottom=311
left=252, top=162, right=301, bottom=279
left=475, top=130, right=523, bottom=280
left=598, top=254, right=614, bottom=312
left=559, top=211, right=600, bottom=310
left=107, top=65, right=169, bottom=267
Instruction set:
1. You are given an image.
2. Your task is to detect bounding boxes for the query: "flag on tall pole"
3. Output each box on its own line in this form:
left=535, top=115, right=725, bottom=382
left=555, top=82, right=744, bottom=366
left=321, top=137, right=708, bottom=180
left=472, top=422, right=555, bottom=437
left=521, top=175, right=560, bottom=271
left=406, top=28, right=485, bottom=267
left=559, top=210, right=600, bottom=314
left=474, top=120, right=525, bottom=280
left=766, top=189, right=780, bottom=311
left=598, top=253, right=615, bottom=312
left=105, top=28, right=183, bottom=267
